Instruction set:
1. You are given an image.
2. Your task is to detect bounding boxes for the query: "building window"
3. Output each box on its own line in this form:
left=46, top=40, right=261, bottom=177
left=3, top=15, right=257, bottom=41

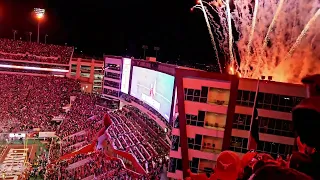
left=236, top=90, right=256, bottom=107
left=202, top=136, right=223, bottom=153
left=104, top=80, right=120, bottom=89
left=188, top=134, right=202, bottom=151
left=103, top=88, right=119, bottom=97
left=229, top=136, right=248, bottom=153
left=257, top=141, right=293, bottom=158
left=106, top=64, right=120, bottom=71
left=186, top=111, right=205, bottom=127
left=174, top=116, right=179, bottom=128
left=184, top=87, right=208, bottom=103
left=233, top=113, right=251, bottom=131
left=168, top=158, right=183, bottom=173
left=105, top=72, right=120, bottom=80
left=190, top=158, right=200, bottom=173
left=171, top=135, right=180, bottom=151
left=208, top=88, right=230, bottom=106
left=257, top=92, right=303, bottom=113
left=233, top=113, right=294, bottom=138
left=258, top=117, right=294, bottom=138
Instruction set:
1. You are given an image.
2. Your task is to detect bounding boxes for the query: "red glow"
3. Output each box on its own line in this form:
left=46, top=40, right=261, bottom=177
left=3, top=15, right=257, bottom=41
left=196, top=0, right=200, bottom=4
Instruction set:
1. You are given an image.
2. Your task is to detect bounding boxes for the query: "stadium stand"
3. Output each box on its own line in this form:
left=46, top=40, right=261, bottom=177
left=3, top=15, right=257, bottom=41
left=0, top=38, right=73, bottom=64
left=0, top=74, right=79, bottom=133
left=0, top=39, right=318, bottom=180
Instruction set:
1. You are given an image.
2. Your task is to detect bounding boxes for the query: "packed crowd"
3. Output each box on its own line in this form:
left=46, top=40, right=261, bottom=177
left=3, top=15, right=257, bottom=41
left=125, top=105, right=168, bottom=141
left=59, top=150, right=129, bottom=180
left=0, top=74, right=79, bottom=133
left=61, top=123, right=103, bottom=156
left=48, top=138, right=61, bottom=164
left=0, top=38, right=73, bottom=64
left=121, top=94, right=171, bottom=131
left=107, top=108, right=169, bottom=179
left=56, top=93, right=106, bottom=139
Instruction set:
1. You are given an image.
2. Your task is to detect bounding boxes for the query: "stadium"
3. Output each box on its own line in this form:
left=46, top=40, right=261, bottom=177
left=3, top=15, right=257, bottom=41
left=0, top=34, right=311, bottom=180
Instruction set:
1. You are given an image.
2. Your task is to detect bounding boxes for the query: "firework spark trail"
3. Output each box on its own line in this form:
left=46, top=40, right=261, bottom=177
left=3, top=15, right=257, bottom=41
left=193, top=5, right=219, bottom=34
left=283, top=9, right=320, bottom=62
left=244, top=0, right=259, bottom=77
left=199, top=0, right=222, bottom=73
left=202, top=1, right=219, bottom=14
left=192, top=5, right=224, bottom=50
left=217, top=9, right=229, bottom=61
left=204, top=7, right=224, bottom=39
left=225, top=0, right=236, bottom=71
left=253, top=0, right=285, bottom=77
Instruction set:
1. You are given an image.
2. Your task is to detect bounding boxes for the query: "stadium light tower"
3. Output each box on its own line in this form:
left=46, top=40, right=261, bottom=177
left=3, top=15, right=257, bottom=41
left=34, top=8, right=45, bottom=43
left=45, top=34, right=48, bottom=44
left=12, top=30, right=18, bottom=40
left=142, top=45, right=148, bottom=60
left=154, top=46, right=160, bottom=59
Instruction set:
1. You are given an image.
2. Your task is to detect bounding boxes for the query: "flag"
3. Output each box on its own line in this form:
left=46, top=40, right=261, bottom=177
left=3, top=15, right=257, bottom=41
left=248, top=80, right=260, bottom=150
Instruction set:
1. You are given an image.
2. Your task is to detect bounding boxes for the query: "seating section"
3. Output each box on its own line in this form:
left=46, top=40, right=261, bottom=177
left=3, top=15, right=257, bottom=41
left=56, top=94, right=106, bottom=139
left=121, top=94, right=171, bottom=130
left=0, top=74, right=80, bottom=133
left=107, top=107, right=169, bottom=178
left=0, top=38, right=73, bottom=64
left=59, top=150, right=141, bottom=180
left=0, top=72, right=168, bottom=179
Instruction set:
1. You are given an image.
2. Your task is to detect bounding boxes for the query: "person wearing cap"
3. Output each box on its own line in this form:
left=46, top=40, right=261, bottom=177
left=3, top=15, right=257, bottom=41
left=213, top=151, right=242, bottom=180
left=291, top=74, right=320, bottom=179
left=186, top=151, right=242, bottom=180
left=301, top=74, right=320, bottom=97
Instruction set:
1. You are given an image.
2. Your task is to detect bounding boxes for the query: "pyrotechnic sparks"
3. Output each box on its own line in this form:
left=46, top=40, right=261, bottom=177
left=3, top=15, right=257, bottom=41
left=192, top=0, right=320, bottom=83
left=198, top=0, right=222, bottom=73
left=225, top=0, right=235, bottom=71
left=244, top=0, right=259, bottom=77
left=283, top=9, right=320, bottom=62
left=253, top=0, right=285, bottom=77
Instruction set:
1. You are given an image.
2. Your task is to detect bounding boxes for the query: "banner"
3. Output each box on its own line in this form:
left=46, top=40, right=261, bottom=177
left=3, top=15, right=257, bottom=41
left=104, top=113, right=112, bottom=127
left=113, top=149, right=146, bottom=175
left=39, top=132, right=56, bottom=138
left=57, top=143, right=96, bottom=162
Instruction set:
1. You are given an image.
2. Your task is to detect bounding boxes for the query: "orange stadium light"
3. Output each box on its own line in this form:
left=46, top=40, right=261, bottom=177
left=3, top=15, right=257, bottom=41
left=34, top=8, right=45, bottom=43
left=36, top=13, right=44, bottom=19
left=34, top=8, right=45, bottom=20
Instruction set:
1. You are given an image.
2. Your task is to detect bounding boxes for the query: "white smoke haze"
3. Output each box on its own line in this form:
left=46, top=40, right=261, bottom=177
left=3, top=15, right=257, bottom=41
left=198, top=0, right=320, bottom=84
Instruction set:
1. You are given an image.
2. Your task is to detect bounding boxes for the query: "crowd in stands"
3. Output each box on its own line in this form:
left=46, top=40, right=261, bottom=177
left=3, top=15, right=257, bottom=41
left=0, top=42, right=317, bottom=180
left=61, top=124, right=102, bottom=156
left=59, top=150, right=135, bottom=180
left=107, top=108, right=169, bottom=179
left=125, top=105, right=168, bottom=142
left=0, top=74, right=79, bottom=133
left=48, top=138, right=61, bottom=164
left=121, top=94, right=171, bottom=131
left=0, top=38, right=73, bottom=64
left=56, top=93, right=106, bottom=139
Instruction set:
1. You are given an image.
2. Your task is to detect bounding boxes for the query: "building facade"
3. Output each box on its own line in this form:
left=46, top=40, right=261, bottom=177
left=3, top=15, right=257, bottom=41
left=168, top=69, right=306, bottom=180
left=168, top=69, right=239, bottom=179
left=103, top=56, right=123, bottom=98
left=69, top=58, right=104, bottom=93
left=231, top=78, right=305, bottom=158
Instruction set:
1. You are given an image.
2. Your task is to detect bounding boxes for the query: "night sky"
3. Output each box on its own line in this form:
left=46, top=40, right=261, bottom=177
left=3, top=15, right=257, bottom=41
left=0, top=0, right=219, bottom=65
